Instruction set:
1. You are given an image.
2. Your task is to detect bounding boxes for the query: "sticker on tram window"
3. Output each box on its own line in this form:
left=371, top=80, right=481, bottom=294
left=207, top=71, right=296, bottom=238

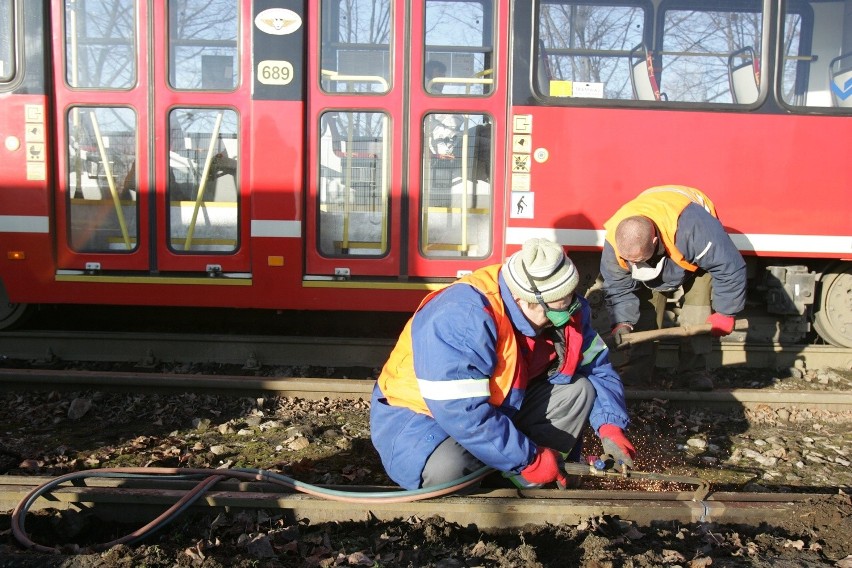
left=255, top=8, right=302, bottom=35
left=258, top=61, right=294, bottom=86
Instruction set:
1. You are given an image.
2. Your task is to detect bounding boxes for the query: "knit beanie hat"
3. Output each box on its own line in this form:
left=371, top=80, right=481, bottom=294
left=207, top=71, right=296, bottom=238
left=501, top=238, right=579, bottom=303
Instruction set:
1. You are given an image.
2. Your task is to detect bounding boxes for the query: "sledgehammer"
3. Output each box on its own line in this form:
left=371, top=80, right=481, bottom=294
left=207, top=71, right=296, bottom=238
left=614, top=319, right=748, bottom=349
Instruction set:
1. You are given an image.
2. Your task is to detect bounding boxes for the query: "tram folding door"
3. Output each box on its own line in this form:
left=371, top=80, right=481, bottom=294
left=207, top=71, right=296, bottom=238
left=305, top=0, right=509, bottom=279
left=51, top=1, right=251, bottom=275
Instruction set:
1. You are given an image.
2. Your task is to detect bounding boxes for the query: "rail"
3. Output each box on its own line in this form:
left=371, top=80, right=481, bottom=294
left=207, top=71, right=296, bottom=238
left=1, top=475, right=831, bottom=536
left=2, top=369, right=852, bottom=412
left=0, top=330, right=850, bottom=374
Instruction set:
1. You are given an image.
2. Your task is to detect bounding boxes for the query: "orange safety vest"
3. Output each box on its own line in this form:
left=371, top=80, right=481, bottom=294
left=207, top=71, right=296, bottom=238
left=603, top=185, right=717, bottom=272
left=376, top=265, right=519, bottom=416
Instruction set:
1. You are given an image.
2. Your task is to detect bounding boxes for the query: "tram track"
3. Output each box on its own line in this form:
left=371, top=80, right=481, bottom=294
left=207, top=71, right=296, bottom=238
left=3, top=339, right=851, bottom=562
left=2, top=330, right=852, bottom=413
left=0, top=330, right=395, bottom=370
left=3, top=330, right=852, bottom=515
left=2, top=368, right=852, bottom=411
left=0, top=474, right=835, bottom=530
left=2, top=329, right=851, bottom=372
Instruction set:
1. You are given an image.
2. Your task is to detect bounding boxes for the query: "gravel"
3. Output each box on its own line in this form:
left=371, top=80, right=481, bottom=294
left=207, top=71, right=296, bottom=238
left=1, top=365, right=851, bottom=567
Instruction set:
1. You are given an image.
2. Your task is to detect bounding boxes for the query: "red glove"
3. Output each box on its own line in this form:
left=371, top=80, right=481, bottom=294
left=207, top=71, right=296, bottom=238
left=706, top=313, right=735, bottom=337
left=598, top=424, right=636, bottom=469
left=520, top=447, right=568, bottom=486
left=611, top=323, right=633, bottom=346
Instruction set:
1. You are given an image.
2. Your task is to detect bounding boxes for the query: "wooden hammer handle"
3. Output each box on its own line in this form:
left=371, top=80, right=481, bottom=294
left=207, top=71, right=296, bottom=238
left=616, top=319, right=748, bottom=349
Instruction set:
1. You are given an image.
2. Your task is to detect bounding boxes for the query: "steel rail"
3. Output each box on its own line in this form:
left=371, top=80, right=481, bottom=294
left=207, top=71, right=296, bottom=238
left=0, top=475, right=831, bottom=530
left=2, top=368, right=852, bottom=410
left=1, top=330, right=851, bottom=370
left=0, top=330, right=395, bottom=369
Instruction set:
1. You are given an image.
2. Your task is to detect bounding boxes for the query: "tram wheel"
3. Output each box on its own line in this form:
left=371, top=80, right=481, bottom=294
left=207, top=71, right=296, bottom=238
left=0, top=280, right=32, bottom=331
left=813, top=263, right=852, bottom=348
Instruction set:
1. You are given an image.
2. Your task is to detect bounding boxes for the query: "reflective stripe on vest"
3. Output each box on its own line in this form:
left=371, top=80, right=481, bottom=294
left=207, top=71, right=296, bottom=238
left=376, top=265, right=519, bottom=416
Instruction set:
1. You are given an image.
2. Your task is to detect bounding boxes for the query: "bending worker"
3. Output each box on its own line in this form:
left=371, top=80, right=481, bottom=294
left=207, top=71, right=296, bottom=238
left=370, top=238, right=634, bottom=490
left=600, top=185, right=747, bottom=390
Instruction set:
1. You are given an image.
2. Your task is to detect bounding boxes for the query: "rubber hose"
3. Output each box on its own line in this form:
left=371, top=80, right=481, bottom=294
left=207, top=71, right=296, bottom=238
left=12, top=465, right=494, bottom=553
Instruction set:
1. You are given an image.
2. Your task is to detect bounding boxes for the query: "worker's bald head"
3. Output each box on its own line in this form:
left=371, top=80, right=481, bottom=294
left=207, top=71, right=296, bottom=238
left=615, top=216, right=657, bottom=262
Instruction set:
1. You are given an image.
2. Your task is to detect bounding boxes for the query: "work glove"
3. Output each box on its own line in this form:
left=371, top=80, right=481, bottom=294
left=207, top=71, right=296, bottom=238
left=598, top=424, right=636, bottom=469
left=706, top=313, right=735, bottom=337
left=520, top=447, right=569, bottom=487
left=611, top=322, right=633, bottom=346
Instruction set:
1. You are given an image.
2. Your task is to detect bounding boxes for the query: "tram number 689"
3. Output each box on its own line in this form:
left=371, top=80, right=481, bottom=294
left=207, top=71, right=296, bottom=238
left=257, top=60, right=293, bottom=85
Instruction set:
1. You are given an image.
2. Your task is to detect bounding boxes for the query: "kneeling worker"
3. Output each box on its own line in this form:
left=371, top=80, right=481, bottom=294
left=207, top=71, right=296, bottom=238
left=370, top=238, right=634, bottom=490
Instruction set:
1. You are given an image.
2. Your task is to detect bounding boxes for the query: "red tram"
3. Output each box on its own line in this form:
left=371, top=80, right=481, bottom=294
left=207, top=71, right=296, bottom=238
left=0, top=0, right=850, bottom=346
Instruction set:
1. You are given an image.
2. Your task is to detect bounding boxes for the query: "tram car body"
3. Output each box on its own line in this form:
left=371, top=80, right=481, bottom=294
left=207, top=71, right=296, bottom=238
left=0, top=0, right=850, bottom=346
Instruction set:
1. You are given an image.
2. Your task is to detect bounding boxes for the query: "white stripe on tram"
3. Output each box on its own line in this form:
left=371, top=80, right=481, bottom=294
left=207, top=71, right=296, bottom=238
left=506, top=227, right=852, bottom=255
left=250, top=220, right=301, bottom=238
left=0, top=215, right=49, bottom=233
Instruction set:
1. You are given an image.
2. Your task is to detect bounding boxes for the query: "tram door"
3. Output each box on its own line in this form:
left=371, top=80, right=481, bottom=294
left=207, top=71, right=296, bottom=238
left=305, top=0, right=508, bottom=278
left=52, top=1, right=250, bottom=274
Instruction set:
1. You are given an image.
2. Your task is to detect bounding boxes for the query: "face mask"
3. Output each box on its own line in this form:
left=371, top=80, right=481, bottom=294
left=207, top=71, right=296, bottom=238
left=539, top=298, right=581, bottom=328
left=629, top=255, right=665, bottom=281
left=545, top=309, right=572, bottom=327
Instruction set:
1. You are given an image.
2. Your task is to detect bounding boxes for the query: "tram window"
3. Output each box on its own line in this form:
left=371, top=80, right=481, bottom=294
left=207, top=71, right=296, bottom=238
left=421, top=113, right=492, bottom=259
left=64, top=0, right=136, bottom=89
left=0, top=0, right=13, bottom=82
left=320, top=0, right=391, bottom=94
left=317, top=111, right=390, bottom=256
left=66, top=107, right=138, bottom=252
left=168, top=0, right=238, bottom=91
left=536, top=2, right=646, bottom=100
left=660, top=6, right=764, bottom=104
left=424, top=0, right=493, bottom=96
left=167, top=108, right=239, bottom=253
left=780, top=0, right=852, bottom=109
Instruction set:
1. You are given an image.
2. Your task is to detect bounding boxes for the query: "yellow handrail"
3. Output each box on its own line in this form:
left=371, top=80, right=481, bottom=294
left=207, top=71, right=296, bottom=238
left=321, top=69, right=389, bottom=91
left=184, top=111, right=224, bottom=251
left=89, top=112, right=132, bottom=250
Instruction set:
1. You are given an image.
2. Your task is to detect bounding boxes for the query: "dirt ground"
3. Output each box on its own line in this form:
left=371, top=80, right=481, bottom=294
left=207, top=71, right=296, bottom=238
left=1, top=365, right=852, bottom=567
left=1, top=494, right=851, bottom=567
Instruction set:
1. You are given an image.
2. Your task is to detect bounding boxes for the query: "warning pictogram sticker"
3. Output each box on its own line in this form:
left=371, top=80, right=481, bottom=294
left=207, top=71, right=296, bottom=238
left=513, top=134, right=531, bottom=154
left=513, top=114, right=532, bottom=134
left=510, top=191, right=534, bottom=219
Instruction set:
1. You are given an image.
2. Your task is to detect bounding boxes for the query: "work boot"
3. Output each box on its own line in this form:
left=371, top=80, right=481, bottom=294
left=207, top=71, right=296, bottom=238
left=684, top=371, right=715, bottom=391
left=617, top=343, right=657, bottom=387
left=616, top=361, right=656, bottom=388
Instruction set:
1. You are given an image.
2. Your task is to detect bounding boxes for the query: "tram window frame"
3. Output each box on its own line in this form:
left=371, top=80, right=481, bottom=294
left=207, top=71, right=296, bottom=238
left=533, top=0, right=775, bottom=108
left=777, top=0, right=852, bottom=111
left=533, top=0, right=654, bottom=103
left=166, top=107, right=241, bottom=254
left=656, top=0, right=766, bottom=105
left=0, top=0, right=15, bottom=83
left=167, top=0, right=240, bottom=92
left=64, top=0, right=137, bottom=90
left=65, top=106, right=140, bottom=253
left=419, top=111, right=494, bottom=259
left=316, top=110, right=392, bottom=258
left=423, top=0, right=495, bottom=97
left=319, top=0, right=393, bottom=95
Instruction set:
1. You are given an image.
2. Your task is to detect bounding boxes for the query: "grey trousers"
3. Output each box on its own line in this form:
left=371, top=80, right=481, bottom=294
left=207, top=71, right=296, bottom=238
left=420, top=376, right=596, bottom=487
